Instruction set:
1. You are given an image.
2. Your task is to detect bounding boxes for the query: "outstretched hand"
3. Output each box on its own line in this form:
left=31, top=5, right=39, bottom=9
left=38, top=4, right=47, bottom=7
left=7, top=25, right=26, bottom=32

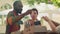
left=25, top=10, right=32, bottom=15
left=42, top=16, right=51, bottom=22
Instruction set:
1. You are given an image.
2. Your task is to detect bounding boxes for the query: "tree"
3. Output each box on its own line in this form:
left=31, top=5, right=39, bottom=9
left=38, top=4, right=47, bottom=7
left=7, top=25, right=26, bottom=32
left=0, top=3, right=12, bottom=11
left=51, top=0, right=60, bottom=7
left=26, top=0, right=60, bottom=7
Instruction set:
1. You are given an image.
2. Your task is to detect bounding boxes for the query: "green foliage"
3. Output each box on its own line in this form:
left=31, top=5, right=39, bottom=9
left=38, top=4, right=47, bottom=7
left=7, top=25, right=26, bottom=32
left=27, top=0, right=35, bottom=6
left=4, top=3, right=12, bottom=9
left=51, top=0, right=60, bottom=7
left=22, top=16, right=30, bottom=22
left=26, top=0, right=60, bottom=7
left=27, top=0, right=51, bottom=6
left=0, top=15, right=2, bottom=18
left=24, top=16, right=29, bottom=19
left=0, top=3, right=12, bottom=11
left=35, top=0, right=41, bottom=4
left=41, top=0, right=48, bottom=3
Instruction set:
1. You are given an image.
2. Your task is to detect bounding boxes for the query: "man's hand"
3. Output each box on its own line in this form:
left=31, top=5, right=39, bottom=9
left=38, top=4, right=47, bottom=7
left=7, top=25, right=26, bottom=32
left=42, top=16, right=51, bottom=22
left=25, top=10, right=32, bottom=15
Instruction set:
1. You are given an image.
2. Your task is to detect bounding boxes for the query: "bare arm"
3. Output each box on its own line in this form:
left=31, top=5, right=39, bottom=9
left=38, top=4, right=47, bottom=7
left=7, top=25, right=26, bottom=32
left=42, top=16, right=57, bottom=32
left=7, top=10, right=31, bottom=25
left=52, top=20, right=60, bottom=27
left=47, top=20, right=56, bottom=32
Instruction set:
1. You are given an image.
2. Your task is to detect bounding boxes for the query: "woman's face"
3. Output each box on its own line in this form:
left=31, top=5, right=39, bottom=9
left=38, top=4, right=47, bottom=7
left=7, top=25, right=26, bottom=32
left=30, top=10, right=38, bottom=20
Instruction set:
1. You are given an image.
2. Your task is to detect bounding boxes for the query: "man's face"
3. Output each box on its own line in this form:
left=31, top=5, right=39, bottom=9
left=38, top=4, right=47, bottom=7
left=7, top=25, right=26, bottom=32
left=30, top=11, right=38, bottom=20
left=14, top=2, right=23, bottom=14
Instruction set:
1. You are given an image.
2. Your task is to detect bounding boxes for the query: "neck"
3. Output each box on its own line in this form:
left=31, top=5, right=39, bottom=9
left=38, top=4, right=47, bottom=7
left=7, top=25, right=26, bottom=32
left=13, top=10, right=18, bottom=15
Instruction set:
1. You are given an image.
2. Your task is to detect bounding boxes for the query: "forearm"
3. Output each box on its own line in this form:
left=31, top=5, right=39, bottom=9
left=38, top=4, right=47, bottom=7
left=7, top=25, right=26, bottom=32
left=48, top=21, right=56, bottom=32
left=15, top=13, right=27, bottom=22
left=51, top=20, right=60, bottom=27
left=8, top=13, right=28, bottom=25
left=42, top=16, right=58, bottom=31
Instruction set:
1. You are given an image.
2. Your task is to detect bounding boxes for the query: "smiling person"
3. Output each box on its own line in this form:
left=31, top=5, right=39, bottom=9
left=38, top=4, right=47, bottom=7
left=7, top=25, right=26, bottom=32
left=5, top=1, right=32, bottom=34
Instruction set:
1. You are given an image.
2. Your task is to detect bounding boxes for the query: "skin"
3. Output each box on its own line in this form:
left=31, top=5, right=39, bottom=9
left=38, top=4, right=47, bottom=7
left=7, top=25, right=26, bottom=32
left=24, top=10, right=40, bottom=34
left=28, top=10, right=40, bottom=26
left=30, top=10, right=38, bottom=21
left=8, top=10, right=32, bottom=25
left=6, top=1, right=32, bottom=34
left=7, top=1, right=32, bottom=25
left=42, top=16, right=60, bottom=32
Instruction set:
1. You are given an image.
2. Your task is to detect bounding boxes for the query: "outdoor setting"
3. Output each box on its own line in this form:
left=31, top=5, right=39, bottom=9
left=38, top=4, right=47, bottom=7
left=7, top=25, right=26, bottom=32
left=0, top=0, right=60, bottom=34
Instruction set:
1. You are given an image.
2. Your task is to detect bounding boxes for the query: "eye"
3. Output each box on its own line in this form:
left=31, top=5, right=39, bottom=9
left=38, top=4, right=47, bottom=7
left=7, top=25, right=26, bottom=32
left=34, top=12, right=36, bottom=14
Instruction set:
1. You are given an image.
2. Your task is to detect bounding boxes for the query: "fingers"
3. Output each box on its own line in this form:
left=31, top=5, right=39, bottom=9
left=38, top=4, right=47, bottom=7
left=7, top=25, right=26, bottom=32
left=42, top=16, right=50, bottom=21
left=26, top=10, right=32, bottom=15
left=42, top=16, right=48, bottom=19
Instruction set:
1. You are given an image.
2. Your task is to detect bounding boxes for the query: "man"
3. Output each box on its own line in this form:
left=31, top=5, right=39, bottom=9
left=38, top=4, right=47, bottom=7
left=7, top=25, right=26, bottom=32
left=5, top=1, right=32, bottom=34
left=42, top=16, right=60, bottom=33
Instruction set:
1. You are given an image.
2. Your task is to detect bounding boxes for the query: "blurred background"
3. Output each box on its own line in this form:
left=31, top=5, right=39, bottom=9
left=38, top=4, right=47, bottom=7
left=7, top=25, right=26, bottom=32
left=0, top=0, right=60, bottom=34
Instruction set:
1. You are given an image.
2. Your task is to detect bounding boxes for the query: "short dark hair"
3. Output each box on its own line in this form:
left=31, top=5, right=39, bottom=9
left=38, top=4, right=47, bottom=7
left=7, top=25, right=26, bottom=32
left=32, top=8, right=38, bottom=14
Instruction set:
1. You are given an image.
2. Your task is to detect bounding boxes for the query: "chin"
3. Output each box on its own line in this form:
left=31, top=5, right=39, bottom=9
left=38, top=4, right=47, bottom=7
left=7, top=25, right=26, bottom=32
left=32, top=18, right=35, bottom=19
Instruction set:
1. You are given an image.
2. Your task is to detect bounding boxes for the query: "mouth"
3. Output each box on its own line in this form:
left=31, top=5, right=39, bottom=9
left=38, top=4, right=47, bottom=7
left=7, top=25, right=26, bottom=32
left=32, top=16, right=35, bottom=18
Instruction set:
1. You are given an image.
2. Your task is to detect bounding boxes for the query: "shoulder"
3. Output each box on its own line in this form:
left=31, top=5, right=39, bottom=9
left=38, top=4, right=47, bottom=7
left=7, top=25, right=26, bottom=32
left=7, top=11, right=14, bottom=16
left=7, top=11, right=14, bottom=18
left=8, top=11, right=13, bottom=15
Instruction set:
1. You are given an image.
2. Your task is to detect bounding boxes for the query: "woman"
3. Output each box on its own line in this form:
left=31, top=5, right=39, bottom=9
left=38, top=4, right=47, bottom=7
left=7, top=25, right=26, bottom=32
left=23, top=8, right=41, bottom=34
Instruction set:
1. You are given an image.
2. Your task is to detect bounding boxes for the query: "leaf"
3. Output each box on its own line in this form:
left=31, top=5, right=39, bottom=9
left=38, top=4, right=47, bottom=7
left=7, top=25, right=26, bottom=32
left=27, top=0, right=35, bottom=6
